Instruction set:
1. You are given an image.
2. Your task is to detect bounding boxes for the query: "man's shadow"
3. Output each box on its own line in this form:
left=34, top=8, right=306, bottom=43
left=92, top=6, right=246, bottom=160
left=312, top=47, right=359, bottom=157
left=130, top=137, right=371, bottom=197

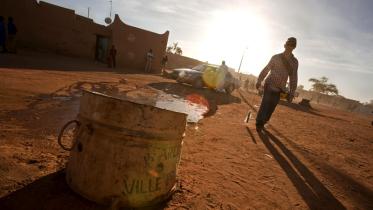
left=256, top=129, right=346, bottom=210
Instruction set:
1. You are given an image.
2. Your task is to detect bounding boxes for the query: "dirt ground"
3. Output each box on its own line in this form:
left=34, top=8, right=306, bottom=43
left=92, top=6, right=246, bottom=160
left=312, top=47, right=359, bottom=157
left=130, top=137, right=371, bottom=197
left=0, top=51, right=372, bottom=210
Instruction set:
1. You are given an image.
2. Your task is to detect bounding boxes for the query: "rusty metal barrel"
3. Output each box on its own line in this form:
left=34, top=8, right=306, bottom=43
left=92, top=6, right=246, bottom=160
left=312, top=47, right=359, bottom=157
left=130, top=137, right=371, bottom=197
left=58, top=90, right=187, bottom=208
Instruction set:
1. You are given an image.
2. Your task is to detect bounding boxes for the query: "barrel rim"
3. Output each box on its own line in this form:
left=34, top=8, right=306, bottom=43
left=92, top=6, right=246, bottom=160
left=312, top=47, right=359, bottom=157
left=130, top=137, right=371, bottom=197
left=77, top=114, right=185, bottom=141
left=82, top=90, right=187, bottom=118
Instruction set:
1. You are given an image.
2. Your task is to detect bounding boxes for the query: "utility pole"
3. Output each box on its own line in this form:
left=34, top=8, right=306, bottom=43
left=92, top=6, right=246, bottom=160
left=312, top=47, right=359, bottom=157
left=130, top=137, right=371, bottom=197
left=109, top=0, right=113, bottom=18
left=237, top=47, right=247, bottom=80
left=237, top=52, right=244, bottom=73
left=88, top=7, right=90, bottom=18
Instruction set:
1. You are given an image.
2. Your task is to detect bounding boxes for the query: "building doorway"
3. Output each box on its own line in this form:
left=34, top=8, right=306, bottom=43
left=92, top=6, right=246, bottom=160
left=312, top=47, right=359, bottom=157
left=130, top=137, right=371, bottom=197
left=95, top=35, right=109, bottom=62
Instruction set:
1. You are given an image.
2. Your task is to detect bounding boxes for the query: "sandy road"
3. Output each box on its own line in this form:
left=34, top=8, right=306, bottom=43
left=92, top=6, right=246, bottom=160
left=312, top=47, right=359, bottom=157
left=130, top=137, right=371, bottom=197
left=0, top=61, right=372, bottom=209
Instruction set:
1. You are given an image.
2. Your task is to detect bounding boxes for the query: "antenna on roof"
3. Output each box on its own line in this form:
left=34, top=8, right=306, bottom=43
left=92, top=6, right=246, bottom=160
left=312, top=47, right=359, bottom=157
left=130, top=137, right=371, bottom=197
left=105, top=0, right=113, bottom=24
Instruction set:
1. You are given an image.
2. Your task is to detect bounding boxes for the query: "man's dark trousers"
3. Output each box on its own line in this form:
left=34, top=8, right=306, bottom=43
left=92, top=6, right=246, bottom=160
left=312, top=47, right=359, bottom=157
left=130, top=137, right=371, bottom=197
left=256, top=85, right=281, bottom=126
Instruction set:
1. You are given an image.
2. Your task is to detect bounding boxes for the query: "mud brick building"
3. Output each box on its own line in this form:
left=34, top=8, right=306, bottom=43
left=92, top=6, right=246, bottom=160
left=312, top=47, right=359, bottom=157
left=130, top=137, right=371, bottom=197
left=0, top=0, right=169, bottom=73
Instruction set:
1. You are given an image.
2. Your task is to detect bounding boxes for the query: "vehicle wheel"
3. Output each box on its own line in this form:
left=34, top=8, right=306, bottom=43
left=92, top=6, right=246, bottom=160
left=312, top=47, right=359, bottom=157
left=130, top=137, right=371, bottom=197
left=225, top=85, right=235, bottom=94
left=193, top=79, right=204, bottom=88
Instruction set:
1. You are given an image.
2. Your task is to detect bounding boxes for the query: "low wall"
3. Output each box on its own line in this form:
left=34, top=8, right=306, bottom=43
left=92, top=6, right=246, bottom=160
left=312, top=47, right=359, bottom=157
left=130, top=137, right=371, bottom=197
left=298, top=90, right=372, bottom=114
left=0, top=0, right=110, bottom=59
left=165, top=53, right=203, bottom=69
left=0, top=0, right=169, bottom=72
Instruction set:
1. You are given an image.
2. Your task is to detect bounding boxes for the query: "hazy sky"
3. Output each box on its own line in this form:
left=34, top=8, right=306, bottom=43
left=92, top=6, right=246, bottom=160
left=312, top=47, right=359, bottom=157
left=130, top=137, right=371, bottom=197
left=41, top=0, right=373, bottom=103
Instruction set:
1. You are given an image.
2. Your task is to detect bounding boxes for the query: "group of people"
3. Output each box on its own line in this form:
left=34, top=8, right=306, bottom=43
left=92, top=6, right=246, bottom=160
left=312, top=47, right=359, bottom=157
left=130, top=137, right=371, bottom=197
left=132, top=37, right=299, bottom=135
left=1, top=15, right=298, bottom=134
left=105, top=37, right=299, bottom=134
left=0, top=16, right=17, bottom=53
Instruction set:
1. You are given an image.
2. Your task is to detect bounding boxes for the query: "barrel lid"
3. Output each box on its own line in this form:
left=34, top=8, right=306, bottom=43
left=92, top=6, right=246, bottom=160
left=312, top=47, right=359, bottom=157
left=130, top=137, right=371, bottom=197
left=79, top=90, right=187, bottom=139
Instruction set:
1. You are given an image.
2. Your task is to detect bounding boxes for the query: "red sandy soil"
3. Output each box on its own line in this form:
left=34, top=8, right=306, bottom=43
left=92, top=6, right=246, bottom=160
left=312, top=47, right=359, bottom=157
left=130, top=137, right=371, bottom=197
left=0, top=51, right=372, bottom=210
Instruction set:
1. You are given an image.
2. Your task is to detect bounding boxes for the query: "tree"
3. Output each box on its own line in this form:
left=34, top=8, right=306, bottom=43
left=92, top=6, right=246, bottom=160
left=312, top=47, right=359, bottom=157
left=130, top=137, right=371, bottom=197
left=308, top=76, right=339, bottom=95
left=325, top=83, right=339, bottom=95
left=175, top=47, right=182, bottom=55
left=166, top=42, right=183, bottom=55
left=172, top=42, right=178, bottom=52
left=166, top=46, right=173, bottom=53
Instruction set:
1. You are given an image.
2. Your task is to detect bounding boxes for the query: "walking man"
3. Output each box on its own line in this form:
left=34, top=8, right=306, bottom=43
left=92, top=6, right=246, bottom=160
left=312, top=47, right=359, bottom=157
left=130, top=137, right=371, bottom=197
left=145, top=49, right=154, bottom=73
left=255, top=37, right=298, bottom=131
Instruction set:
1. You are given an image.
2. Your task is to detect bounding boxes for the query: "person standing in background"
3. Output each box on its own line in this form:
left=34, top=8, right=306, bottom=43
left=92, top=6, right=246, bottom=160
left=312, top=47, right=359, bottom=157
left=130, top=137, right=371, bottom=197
left=145, top=49, right=154, bottom=73
left=161, top=54, right=168, bottom=75
left=244, top=79, right=249, bottom=91
left=108, top=45, right=117, bottom=68
left=216, top=60, right=229, bottom=91
left=0, top=16, right=7, bottom=53
left=7, top=17, right=17, bottom=53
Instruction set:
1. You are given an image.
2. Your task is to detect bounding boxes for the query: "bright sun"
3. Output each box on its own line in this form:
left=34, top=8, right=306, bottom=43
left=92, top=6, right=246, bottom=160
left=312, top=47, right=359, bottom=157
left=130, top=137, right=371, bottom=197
left=198, top=9, right=273, bottom=76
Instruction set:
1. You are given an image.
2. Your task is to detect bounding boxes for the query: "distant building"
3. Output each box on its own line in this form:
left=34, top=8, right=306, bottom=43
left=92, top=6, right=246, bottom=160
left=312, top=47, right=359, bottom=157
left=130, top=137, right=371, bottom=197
left=0, top=0, right=169, bottom=73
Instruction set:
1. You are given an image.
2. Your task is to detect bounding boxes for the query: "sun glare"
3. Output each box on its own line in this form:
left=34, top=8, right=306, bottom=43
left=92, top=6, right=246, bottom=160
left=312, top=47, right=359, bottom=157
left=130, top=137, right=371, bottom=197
left=198, top=10, right=272, bottom=76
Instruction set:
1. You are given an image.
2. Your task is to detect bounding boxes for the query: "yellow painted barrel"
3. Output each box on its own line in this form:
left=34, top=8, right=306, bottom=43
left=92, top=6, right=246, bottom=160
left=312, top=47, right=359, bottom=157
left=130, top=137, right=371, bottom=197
left=58, top=90, right=187, bottom=208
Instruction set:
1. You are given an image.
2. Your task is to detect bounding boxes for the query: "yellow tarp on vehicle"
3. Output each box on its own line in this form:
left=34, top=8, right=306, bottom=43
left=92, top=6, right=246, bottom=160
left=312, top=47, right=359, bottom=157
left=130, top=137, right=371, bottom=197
left=202, top=66, right=225, bottom=89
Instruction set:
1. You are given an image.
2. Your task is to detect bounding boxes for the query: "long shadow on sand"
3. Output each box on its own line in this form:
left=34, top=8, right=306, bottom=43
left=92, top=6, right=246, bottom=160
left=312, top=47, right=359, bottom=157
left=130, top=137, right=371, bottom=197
left=257, top=129, right=346, bottom=210
left=148, top=82, right=241, bottom=117
left=269, top=127, right=373, bottom=210
left=242, top=89, right=372, bottom=209
left=0, top=170, right=170, bottom=210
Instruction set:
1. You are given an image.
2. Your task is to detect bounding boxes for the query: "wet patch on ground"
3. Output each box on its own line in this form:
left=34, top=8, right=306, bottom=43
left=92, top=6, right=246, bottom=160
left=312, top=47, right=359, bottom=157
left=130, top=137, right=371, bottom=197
left=154, top=93, right=209, bottom=123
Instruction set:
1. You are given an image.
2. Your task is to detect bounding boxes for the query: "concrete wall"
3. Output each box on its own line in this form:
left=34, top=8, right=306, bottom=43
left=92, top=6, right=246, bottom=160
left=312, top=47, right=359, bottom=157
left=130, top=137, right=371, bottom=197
left=0, top=0, right=169, bottom=72
left=298, top=90, right=372, bottom=114
left=165, top=53, right=203, bottom=69
left=0, top=0, right=110, bottom=58
left=110, top=15, right=169, bottom=73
